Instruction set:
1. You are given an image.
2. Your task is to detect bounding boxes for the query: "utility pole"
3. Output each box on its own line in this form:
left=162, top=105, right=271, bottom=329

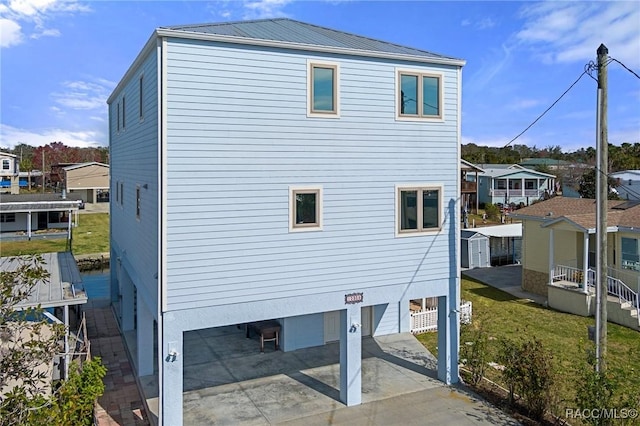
left=595, top=43, right=608, bottom=372
left=42, top=150, right=45, bottom=194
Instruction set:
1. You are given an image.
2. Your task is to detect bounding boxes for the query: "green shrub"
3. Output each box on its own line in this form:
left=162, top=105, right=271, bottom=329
left=484, top=204, right=500, bottom=221
left=460, top=322, right=489, bottom=385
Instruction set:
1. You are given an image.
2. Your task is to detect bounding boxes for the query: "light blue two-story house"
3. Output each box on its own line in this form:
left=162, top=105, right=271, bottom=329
left=476, top=164, right=556, bottom=207
left=108, top=18, right=464, bottom=425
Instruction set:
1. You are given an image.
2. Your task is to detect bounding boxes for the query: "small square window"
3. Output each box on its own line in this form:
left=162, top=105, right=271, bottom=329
left=0, top=213, right=15, bottom=223
left=308, top=61, right=339, bottom=117
left=289, top=186, right=322, bottom=232
left=396, top=185, right=442, bottom=236
left=397, top=70, right=442, bottom=120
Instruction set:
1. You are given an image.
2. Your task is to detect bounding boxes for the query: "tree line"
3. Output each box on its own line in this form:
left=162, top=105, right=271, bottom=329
left=462, top=142, right=640, bottom=173
left=2, top=142, right=109, bottom=173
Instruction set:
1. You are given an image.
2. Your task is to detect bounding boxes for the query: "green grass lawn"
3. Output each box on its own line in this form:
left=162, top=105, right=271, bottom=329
left=416, top=278, right=640, bottom=414
left=1, top=213, right=109, bottom=257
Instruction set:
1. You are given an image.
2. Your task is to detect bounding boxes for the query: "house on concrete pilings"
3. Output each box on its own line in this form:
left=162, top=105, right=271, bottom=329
left=108, top=18, right=465, bottom=424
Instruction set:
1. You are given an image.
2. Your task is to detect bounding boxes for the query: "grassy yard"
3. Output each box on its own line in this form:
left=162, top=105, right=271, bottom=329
left=416, top=278, right=640, bottom=415
left=0, top=213, right=109, bottom=257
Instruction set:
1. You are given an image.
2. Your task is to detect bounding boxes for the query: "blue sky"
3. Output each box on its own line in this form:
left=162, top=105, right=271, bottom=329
left=1, top=0, right=639, bottom=152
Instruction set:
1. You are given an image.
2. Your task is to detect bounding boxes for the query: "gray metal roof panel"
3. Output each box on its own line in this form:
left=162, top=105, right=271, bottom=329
left=164, top=18, right=461, bottom=62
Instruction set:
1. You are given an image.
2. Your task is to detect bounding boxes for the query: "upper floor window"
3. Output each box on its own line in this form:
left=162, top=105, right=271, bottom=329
left=139, top=75, right=144, bottom=120
left=396, top=185, right=442, bottom=236
left=2, top=160, right=10, bottom=170
left=122, top=95, right=126, bottom=129
left=397, top=70, right=442, bottom=120
left=117, top=102, right=120, bottom=132
left=136, top=185, right=141, bottom=219
left=308, top=61, right=339, bottom=117
left=621, top=237, right=639, bottom=271
left=289, top=186, right=322, bottom=232
left=120, top=182, right=124, bottom=206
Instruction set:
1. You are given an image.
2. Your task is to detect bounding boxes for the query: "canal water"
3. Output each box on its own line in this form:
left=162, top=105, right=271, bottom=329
left=81, top=269, right=110, bottom=300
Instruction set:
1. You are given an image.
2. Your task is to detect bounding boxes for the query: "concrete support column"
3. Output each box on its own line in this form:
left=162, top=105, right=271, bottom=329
left=27, top=211, right=32, bottom=240
left=67, top=210, right=72, bottom=240
left=548, top=228, right=555, bottom=284
left=583, top=232, right=590, bottom=293
left=421, top=298, right=426, bottom=311
left=340, top=305, right=362, bottom=406
left=161, top=318, right=183, bottom=426
left=437, top=294, right=459, bottom=384
left=398, top=299, right=410, bottom=333
left=121, top=272, right=135, bottom=332
left=137, top=294, right=155, bottom=376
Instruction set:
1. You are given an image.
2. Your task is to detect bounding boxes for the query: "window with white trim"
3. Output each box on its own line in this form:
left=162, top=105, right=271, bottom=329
left=2, top=160, right=10, bottom=170
left=136, top=185, right=141, bottom=219
left=139, top=75, right=144, bottom=121
left=289, top=186, right=322, bottom=231
left=308, top=61, right=339, bottom=117
left=397, top=70, right=442, bottom=119
left=0, top=213, right=15, bottom=223
left=396, top=185, right=442, bottom=235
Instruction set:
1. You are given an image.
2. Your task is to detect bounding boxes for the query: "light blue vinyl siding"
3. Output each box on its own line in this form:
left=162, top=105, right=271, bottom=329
left=109, top=48, right=160, bottom=316
left=163, top=39, right=459, bottom=311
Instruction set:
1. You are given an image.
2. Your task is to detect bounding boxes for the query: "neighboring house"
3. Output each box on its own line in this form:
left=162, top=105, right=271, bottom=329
left=476, top=164, right=556, bottom=207
left=463, top=223, right=522, bottom=267
left=461, top=159, right=483, bottom=214
left=0, top=152, right=19, bottom=194
left=108, top=18, right=464, bottom=424
left=63, top=162, right=110, bottom=203
left=510, top=197, right=640, bottom=331
left=0, top=194, right=81, bottom=238
left=611, top=170, right=640, bottom=201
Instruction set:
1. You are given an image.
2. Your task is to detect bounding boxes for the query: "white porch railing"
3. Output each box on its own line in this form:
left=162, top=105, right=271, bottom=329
left=554, top=265, right=639, bottom=326
left=410, top=300, right=472, bottom=334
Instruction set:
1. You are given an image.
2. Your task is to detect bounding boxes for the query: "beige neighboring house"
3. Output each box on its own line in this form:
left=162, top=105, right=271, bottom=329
left=510, top=197, right=640, bottom=331
left=63, top=162, right=109, bottom=204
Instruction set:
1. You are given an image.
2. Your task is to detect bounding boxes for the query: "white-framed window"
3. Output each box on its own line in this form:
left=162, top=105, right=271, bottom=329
left=2, top=160, right=10, bottom=170
left=396, top=69, right=443, bottom=120
left=122, top=95, right=126, bottom=129
left=0, top=213, right=15, bottom=223
left=395, top=185, right=443, bottom=236
left=136, top=185, right=141, bottom=220
left=289, top=186, right=323, bottom=232
left=621, top=237, right=639, bottom=271
left=308, top=60, right=339, bottom=117
left=139, top=75, right=144, bottom=121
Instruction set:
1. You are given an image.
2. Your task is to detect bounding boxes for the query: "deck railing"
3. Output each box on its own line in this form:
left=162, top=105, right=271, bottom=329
left=554, top=265, right=639, bottom=326
left=410, top=300, right=472, bottom=334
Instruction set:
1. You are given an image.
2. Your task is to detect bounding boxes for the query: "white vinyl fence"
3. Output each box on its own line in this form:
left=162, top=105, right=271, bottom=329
left=410, top=300, right=472, bottom=334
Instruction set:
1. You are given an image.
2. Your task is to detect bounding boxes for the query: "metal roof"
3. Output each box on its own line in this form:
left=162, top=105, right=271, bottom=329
left=463, top=223, right=522, bottom=238
left=0, top=252, right=87, bottom=309
left=163, top=18, right=462, bottom=63
left=0, top=194, right=81, bottom=213
left=63, top=162, right=109, bottom=171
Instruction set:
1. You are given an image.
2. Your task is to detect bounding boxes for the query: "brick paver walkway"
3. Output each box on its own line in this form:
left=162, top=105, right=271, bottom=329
left=85, top=304, right=149, bottom=426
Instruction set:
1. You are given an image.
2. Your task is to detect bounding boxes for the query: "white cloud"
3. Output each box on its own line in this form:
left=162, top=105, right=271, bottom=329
left=517, top=2, right=640, bottom=68
left=507, top=99, right=542, bottom=111
left=0, top=0, right=91, bottom=47
left=0, top=123, right=106, bottom=148
left=51, top=79, right=114, bottom=111
left=0, top=18, right=23, bottom=47
left=242, top=0, right=292, bottom=19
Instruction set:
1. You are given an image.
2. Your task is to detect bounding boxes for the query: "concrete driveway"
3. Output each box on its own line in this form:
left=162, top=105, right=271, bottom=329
left=133, top=326, right=518, bottom=425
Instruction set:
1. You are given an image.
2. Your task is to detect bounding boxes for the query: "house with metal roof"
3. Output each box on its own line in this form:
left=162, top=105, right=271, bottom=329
left=108, top=18, right=464, bottom=424
left=509, top=197, right=639, bottom=331
left=0, top=193, right=82, bottom=238
left=611, top=170, right=640, bottom=201
left=476, top=164, right=556, bottom=207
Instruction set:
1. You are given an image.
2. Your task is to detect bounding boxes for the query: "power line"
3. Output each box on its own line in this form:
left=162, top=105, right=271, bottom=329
left=503, top=70, right=589, bottom=149
left=609, top=57, right=640, bottom=80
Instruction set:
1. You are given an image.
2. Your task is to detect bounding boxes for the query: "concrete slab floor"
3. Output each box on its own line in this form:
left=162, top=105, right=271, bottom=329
left=133, top=327, right=517, bottom=425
